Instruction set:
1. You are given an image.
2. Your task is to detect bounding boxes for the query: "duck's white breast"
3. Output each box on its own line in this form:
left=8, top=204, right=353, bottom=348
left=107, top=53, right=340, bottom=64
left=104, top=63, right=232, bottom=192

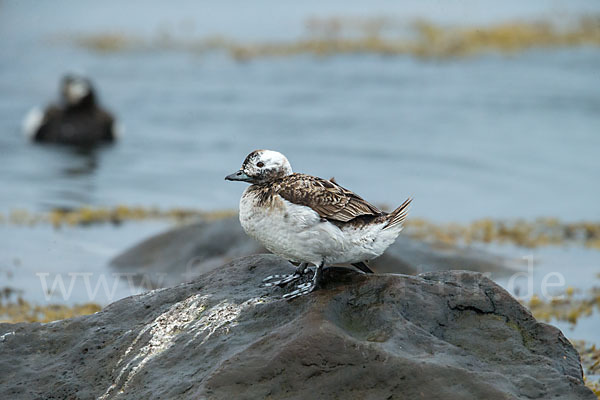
left=238, top=186, right=400, bottom=265
left=239, top=187, right=341, bottom=264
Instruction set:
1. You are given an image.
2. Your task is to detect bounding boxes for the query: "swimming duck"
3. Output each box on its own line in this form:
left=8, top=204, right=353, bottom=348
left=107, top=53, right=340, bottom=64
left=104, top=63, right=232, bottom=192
left=23, top=74, right=118, bottom=146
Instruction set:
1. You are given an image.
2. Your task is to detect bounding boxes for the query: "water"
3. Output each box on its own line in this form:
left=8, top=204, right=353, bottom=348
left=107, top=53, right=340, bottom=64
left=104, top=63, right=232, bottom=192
left=0, top=1, right=599, bottom=346
left=493, top=244, right=600, bottom=344
left=1, top=222, right=169, bottom=305
left=1, top=0, right=599, bottom=220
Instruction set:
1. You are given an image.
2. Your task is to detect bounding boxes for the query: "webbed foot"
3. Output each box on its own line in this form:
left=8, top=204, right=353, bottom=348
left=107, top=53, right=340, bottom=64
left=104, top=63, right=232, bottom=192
left=282, top=262, right=324, bottom=300
left=262, top=263, right=310, bottom=288
left=282, top=281, right=315, bottom=299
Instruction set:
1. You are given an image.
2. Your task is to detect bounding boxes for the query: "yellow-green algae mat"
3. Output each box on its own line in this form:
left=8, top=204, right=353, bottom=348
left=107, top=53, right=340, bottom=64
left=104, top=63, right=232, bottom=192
left=2, top=206, right=600, bottom=249
left=68, top=15, right=600, bottom=60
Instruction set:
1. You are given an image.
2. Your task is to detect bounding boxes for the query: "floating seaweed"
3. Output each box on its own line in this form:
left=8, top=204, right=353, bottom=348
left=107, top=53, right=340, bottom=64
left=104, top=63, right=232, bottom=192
left=1, top=207, right=599, bottom=249
left=0, top=206, right=234, bottom=228
left=525, top=287, right=600, bottom=325
left=0, top=298, right=101, bottom=323
left=404, top=217, right=600, bottom=249
left=525, top=288, right=600, bottom=396
left=70, top=16, right=600, bottom=60
left=572, top=340, right=600, bottom=397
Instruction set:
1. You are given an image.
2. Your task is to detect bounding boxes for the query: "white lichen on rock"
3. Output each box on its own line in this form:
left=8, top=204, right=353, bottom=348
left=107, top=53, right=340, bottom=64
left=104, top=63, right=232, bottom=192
left=99, top=294, right=273, bottom=399
left=100, top=294, right=209, bottom=399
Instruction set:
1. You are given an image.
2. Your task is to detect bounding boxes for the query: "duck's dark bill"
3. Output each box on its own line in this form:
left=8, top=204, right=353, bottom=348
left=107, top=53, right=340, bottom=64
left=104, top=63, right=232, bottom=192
left=225, top=170, right=252, bottom=182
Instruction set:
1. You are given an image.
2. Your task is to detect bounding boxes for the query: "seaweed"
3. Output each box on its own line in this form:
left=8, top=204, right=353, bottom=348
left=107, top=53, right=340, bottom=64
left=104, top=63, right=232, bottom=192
left=70, top=16, right=600, bottom=60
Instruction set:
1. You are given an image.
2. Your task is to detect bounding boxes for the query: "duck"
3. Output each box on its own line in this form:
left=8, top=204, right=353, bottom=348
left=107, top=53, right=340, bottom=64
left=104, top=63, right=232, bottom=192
left=225, top=149, right=411, bottom=298
left=23, top=74, right=118, bottom=146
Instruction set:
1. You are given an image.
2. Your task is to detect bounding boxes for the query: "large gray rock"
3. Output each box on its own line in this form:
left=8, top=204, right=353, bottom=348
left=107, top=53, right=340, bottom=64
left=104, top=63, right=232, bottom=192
left=0, top=255, right=593, bottom=399
left=111, top=218, right=266, bottom=288
left=110, top=217, right=514, bottom=288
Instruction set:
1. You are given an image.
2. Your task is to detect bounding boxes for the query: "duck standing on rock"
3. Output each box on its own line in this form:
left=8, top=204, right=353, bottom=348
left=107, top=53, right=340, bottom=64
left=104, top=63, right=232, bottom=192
left=226, top=149, right=411, bottom=299
left=22, top=74, right=118, bottom=146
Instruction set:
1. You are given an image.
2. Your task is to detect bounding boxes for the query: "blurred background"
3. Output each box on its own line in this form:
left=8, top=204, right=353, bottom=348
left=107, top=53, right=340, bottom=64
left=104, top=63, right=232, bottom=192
left=0, top=1, right=599, bottom=383
left=2, top=0, right=599, bottom=218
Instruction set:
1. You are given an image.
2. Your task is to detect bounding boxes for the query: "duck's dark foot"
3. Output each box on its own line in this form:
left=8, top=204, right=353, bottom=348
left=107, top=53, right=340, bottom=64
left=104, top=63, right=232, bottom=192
left=262, top=263, right=310, bottom=288
left=283, top=262, right=324, bottom=300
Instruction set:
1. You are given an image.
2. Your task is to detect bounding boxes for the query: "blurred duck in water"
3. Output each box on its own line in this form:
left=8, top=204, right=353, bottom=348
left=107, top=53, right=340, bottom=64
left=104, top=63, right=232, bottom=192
left=23, top=74, right=119, bottom=146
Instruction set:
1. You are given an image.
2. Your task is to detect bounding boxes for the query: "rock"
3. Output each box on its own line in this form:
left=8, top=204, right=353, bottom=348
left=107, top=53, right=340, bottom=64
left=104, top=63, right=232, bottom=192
left=0, top=255, right=594, bottom=399
left=374, top=235, right=512, bottom=275
left=110, top=218, right=265, bottom=288
left=110, top=217, right=515, bottom=288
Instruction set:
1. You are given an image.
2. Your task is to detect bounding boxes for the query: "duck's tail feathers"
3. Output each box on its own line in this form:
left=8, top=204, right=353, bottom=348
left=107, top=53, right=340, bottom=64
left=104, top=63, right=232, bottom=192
left=383, top=197, right=412, bottom=230
left=351, top=261, right=374, bottom=274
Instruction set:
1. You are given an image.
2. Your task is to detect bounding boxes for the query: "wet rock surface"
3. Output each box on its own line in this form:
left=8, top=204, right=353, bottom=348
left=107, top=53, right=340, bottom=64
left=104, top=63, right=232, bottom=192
left=110, top=217, right=514, bottom=288
left=0, top=255, right=594, bottom=399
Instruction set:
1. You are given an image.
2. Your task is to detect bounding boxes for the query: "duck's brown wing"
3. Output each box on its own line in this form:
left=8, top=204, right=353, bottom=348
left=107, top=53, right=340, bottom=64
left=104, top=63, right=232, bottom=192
left=274, top=173, right=383, bottom=223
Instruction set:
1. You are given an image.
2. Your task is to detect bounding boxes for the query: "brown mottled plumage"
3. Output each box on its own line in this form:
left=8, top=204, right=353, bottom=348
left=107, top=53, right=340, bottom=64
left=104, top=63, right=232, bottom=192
left=247, top=173, right=411, bottom=229
left=276, top=174, right=382, bottom=222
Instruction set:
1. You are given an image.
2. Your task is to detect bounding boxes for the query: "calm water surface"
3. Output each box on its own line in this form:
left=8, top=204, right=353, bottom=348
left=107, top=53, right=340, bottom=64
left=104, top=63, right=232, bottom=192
left=0, top=0, right=599, bottom=220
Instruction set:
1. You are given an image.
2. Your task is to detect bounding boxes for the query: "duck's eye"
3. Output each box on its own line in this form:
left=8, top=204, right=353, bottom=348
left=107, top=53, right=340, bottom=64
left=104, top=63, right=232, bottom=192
left=257, top=162, right=264, bottom=168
